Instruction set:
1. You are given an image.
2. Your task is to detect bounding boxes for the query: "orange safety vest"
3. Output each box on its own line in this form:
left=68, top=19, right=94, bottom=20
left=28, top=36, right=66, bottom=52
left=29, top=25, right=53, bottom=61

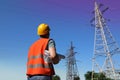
left=26, top=38, right=55, bottom=76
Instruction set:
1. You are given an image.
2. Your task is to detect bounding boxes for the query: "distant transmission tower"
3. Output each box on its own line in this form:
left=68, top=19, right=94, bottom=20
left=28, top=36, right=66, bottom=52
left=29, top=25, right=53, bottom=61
left=66, top=42, right=80, bottom=80
left=91, top=1, right=120, bottom=80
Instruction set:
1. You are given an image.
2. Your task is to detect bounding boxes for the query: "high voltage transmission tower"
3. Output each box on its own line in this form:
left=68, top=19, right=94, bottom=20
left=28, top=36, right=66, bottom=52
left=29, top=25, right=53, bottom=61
left=91, top=1, right=120, bottom=80
left=66, top=42, right=80, bottom=80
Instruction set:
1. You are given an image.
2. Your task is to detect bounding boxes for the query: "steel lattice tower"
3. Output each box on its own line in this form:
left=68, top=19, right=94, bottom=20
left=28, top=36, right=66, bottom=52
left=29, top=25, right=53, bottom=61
left=91, top=1, right=120, bottom=80
left=66, top=42, right=80, bottom=80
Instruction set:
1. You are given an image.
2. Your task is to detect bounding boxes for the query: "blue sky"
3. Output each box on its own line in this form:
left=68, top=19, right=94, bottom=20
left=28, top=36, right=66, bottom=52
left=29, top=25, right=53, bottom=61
left=0, top=0, right=120, bottom=80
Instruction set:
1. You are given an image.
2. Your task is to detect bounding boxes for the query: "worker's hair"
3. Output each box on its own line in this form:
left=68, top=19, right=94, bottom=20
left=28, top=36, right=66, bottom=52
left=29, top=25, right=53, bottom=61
left=40, top=33, right=49, bottom=38
left=40, top=35, right=47, bottom=38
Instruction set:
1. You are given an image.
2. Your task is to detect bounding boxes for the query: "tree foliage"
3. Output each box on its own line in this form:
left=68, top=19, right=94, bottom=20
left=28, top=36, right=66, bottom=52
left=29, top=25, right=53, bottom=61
left=52, top=75, right=61, bottom=80
left=74, top=76, right=80, bottom=80
left=84, top=71, right=112, bottom=80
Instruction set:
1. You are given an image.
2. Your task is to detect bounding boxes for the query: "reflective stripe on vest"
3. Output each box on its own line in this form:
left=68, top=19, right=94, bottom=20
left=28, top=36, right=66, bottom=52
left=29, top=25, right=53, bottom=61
left=27, top=54, right=52, bottom=69
left=27, top=54, right=43, bottom=62
left=28, top=63, right=50, bottom=69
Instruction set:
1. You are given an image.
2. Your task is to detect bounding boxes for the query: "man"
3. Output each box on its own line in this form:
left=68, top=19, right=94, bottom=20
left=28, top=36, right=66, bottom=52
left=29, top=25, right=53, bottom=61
left=26, top=23, right=65, bottom=80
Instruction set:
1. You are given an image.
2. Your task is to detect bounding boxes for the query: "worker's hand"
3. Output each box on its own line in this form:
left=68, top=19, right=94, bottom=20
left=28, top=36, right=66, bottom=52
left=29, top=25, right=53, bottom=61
left=57, top=54, right=65, bottom=60
left=52, top=54, right=60, bottom=64
left=52, top=54, right=65, bottom=64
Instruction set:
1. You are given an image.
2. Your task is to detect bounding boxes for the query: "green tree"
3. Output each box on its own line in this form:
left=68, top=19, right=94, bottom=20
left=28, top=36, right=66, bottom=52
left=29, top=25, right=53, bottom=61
left=52, top=75, right=61, bottom=80
left=74, top=76, right=80, bottom=80
left=84, top=71, right=112, bottom=80
left=84, top=71, right=92, bottom=80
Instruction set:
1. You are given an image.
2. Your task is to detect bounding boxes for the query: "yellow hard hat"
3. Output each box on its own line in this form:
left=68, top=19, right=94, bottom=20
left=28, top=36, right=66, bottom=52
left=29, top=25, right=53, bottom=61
left=37, top=23, right=50, bottom=35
